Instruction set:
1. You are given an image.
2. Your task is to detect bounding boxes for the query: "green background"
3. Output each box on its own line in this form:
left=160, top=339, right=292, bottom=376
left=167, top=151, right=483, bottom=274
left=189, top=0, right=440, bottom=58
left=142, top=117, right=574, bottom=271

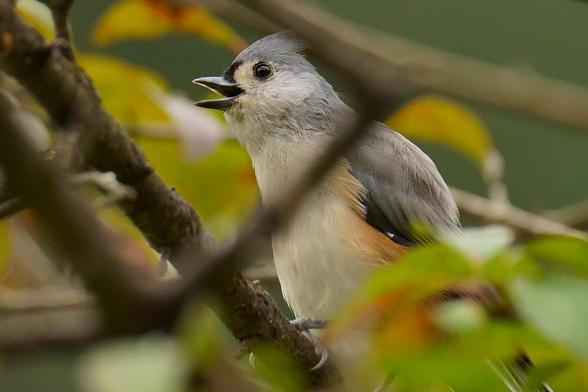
left=73, top=0, right=588, bottom=212
left=2, top=1, right=587, bottom=390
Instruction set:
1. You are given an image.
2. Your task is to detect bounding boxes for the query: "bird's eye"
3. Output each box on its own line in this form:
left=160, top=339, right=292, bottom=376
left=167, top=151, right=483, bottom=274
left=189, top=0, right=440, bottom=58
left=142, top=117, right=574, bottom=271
left=253, top=62, right=273, bottom=79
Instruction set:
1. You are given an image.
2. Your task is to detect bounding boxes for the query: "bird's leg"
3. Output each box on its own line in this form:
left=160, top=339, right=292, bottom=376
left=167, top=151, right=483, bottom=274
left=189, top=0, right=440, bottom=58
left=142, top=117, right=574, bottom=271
left=290, top=318, right=330, bottom=371
left=290, top=318, right=329, bottom=331
left=246, top=319, right=330, bottom=371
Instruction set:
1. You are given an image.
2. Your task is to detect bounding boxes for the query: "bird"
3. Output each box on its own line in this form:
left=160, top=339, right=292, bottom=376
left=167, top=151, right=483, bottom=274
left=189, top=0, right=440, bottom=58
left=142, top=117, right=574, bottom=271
left=192, top=32, right=550, bottom=391
left=192, top=29, right=458, bottom=383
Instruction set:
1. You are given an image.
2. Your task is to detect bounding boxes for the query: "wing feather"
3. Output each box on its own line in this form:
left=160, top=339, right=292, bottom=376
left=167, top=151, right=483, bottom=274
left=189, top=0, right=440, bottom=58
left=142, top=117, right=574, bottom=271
left=346, top=123, right=460, bottom=245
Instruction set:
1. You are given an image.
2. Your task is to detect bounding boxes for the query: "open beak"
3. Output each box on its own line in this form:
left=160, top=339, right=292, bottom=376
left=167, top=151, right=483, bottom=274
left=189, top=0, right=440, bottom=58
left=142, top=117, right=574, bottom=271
left=192, top=76, right=244, bottom=110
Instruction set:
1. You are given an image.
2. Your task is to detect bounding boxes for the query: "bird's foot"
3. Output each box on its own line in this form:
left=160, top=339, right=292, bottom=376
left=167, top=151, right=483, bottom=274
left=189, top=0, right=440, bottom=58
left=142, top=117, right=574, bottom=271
left=246, top=319, right=330, bottom=371
left=291, top=318, right=329, bottom=371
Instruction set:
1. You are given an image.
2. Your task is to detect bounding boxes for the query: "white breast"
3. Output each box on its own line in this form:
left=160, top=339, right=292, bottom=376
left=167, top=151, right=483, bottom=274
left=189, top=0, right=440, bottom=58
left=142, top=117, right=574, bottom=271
left=273, top=192, right=371, bottom=319
left=251, top=138, right=371, bottom=320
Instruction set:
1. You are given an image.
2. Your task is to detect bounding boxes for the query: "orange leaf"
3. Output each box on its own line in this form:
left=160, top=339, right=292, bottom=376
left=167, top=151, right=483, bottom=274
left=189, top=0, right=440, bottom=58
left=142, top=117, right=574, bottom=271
left=92, top=0, right=246, bottom=54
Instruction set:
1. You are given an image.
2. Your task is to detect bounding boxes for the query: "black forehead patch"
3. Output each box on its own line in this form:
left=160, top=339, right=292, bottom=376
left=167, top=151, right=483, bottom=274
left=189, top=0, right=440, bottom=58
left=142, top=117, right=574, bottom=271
left=223, top=60, right=243, bottom=83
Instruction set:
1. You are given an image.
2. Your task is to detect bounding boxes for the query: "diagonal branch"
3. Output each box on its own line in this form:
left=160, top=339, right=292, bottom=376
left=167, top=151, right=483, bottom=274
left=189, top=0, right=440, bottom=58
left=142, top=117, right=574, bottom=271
left=0, top=2, right=334, bottom=387
left=233, top=0, right=588, bottom=132
left=39, top=0, right=74, bottom=59
left=450, top=187, right=587, bottom=240
left=0, top=88, right=175, bottom=331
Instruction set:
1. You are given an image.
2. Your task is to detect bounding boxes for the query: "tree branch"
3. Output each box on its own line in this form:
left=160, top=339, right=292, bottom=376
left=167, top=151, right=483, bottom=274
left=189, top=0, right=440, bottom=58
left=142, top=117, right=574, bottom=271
left=545, top=200, right=588, bottom=230
left=451, top=187, right=588, bottom=240
left=0, top=2, right=335, bottom=387
left=234, top=0, right=588, bottom=132
left=39, top=0, right=74, bottom=59
left=0, top=88, right=175, bottom=331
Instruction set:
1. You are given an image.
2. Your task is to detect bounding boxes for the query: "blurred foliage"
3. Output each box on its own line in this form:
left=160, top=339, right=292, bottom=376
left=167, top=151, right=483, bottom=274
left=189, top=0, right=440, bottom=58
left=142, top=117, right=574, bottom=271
left=79, top=54, right=171, bottom=125
left=387, top=95, right=493, bottom=167
left=138, top=138, right=257, bottom=237
left=16, top=0, right=54, bottom=40
left=92, top=0, right=247, bottom=54
left=0, top=1, right=587, bottom=391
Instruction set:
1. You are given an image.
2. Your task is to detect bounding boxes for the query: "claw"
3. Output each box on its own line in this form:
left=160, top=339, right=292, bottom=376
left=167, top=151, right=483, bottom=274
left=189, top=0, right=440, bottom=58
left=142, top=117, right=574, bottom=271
left=310, top=344, right=329, bottom=371
left=158, top=248, right=171, bottom=276
left=248, top=352, right=256, bottom=368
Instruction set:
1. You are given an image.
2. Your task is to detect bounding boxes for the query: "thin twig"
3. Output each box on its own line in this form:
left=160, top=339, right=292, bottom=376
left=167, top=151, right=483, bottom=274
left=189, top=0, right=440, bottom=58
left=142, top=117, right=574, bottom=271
left=39, top=0, right=74, bottom=59
left=0, top=287, right=93, bottom=311
left=451, top=187, right=587, bottom=240
left=544, top=200, right=588, bottom=229
left=234, top=0, right=588, bottom=132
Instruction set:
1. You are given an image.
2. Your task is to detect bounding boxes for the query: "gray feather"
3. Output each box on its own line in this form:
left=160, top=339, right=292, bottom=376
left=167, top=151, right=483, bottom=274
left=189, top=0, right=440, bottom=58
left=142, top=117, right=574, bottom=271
left=345, top=123, right=461, bottom=244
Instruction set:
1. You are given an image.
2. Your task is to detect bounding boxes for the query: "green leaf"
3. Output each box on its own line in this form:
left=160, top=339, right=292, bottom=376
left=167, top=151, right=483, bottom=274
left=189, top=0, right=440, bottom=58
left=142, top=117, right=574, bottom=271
left=326, top=244, right=472, bottom=346
left=433, top=300, right=487, bottom=333
left=138, top=139, right=257, bottom=238
left=511, top=275, right=588, bottom=359
left=249, top=344, right=306, bottom=392
left=525, top=236, right=588, bottom=277
left=92, top=0, right=246, bottom=54
left=443, top=225, right=515, bottom=262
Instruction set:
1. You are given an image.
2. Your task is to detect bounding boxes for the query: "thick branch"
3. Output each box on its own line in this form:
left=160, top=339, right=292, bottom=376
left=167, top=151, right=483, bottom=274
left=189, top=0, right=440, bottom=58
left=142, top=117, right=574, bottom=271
left=0, top=0, right=211, bottom=257
left=235, top=0, right=588, bottom=132
left=0, top=2, right=332, bottom=387
left=0, top=88, right=174, bottom=331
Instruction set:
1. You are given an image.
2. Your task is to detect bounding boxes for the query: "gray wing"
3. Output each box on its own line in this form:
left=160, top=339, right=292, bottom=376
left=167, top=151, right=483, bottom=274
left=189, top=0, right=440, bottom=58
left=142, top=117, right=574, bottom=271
left=345, top=122, right=460, bottom=245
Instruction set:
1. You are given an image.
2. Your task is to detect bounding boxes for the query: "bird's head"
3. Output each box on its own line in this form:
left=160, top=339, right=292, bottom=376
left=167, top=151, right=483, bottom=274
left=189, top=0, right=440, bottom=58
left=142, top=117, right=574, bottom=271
left=193, top=32, right=344, bottom=152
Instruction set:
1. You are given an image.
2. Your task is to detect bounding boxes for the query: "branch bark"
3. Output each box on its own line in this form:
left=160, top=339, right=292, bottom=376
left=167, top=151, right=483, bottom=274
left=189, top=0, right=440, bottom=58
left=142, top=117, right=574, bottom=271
left=0, top=2, right=333, bottom=387
left=0, top=88, right=175, bottom=331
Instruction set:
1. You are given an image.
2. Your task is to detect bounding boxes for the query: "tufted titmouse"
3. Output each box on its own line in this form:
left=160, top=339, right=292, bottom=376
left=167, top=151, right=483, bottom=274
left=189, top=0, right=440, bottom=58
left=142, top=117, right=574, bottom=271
left=192, top=32, right=556, bottom=392
left=194, top=30, right=459, bottom=317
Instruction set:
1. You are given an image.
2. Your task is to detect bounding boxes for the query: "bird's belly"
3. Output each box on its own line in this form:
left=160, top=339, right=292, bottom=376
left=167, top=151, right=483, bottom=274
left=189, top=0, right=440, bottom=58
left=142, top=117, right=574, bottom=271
left=272, top=194, right=371, bottom=320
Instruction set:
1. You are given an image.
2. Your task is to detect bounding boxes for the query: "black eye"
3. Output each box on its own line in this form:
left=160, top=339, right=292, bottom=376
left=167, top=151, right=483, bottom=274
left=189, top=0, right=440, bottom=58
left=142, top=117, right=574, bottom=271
left=253, top=62, right=273, bottom=79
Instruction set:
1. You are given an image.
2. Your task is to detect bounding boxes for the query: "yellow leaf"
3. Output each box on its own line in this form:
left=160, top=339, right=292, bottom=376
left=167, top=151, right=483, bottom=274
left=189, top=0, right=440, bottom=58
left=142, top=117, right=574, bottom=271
left=0, top=221, right=11, bottom=274
left=92, top=0, right=246, bottom=54
left=386, top=95, right=493, bottom=166
left=16, top=0, right=55, bottom=40
left=78, top=54, right=170, bottom=125
left=138, top=138, right=257, bottom=238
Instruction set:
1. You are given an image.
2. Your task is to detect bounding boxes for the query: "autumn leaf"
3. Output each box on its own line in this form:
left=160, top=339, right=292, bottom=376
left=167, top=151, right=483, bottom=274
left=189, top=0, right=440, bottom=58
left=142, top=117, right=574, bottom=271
left=386, top=95, right=494, bottom=167
left=78, top=54, right=170, bottom=125
left=92, top=0, right=246, bottom=54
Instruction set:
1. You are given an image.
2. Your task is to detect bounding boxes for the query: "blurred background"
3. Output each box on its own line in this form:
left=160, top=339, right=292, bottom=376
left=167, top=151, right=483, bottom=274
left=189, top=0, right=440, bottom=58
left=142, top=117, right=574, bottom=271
left=0, top=0, right=587, bottom=390
left=76, top=0, right=588, bottom=213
